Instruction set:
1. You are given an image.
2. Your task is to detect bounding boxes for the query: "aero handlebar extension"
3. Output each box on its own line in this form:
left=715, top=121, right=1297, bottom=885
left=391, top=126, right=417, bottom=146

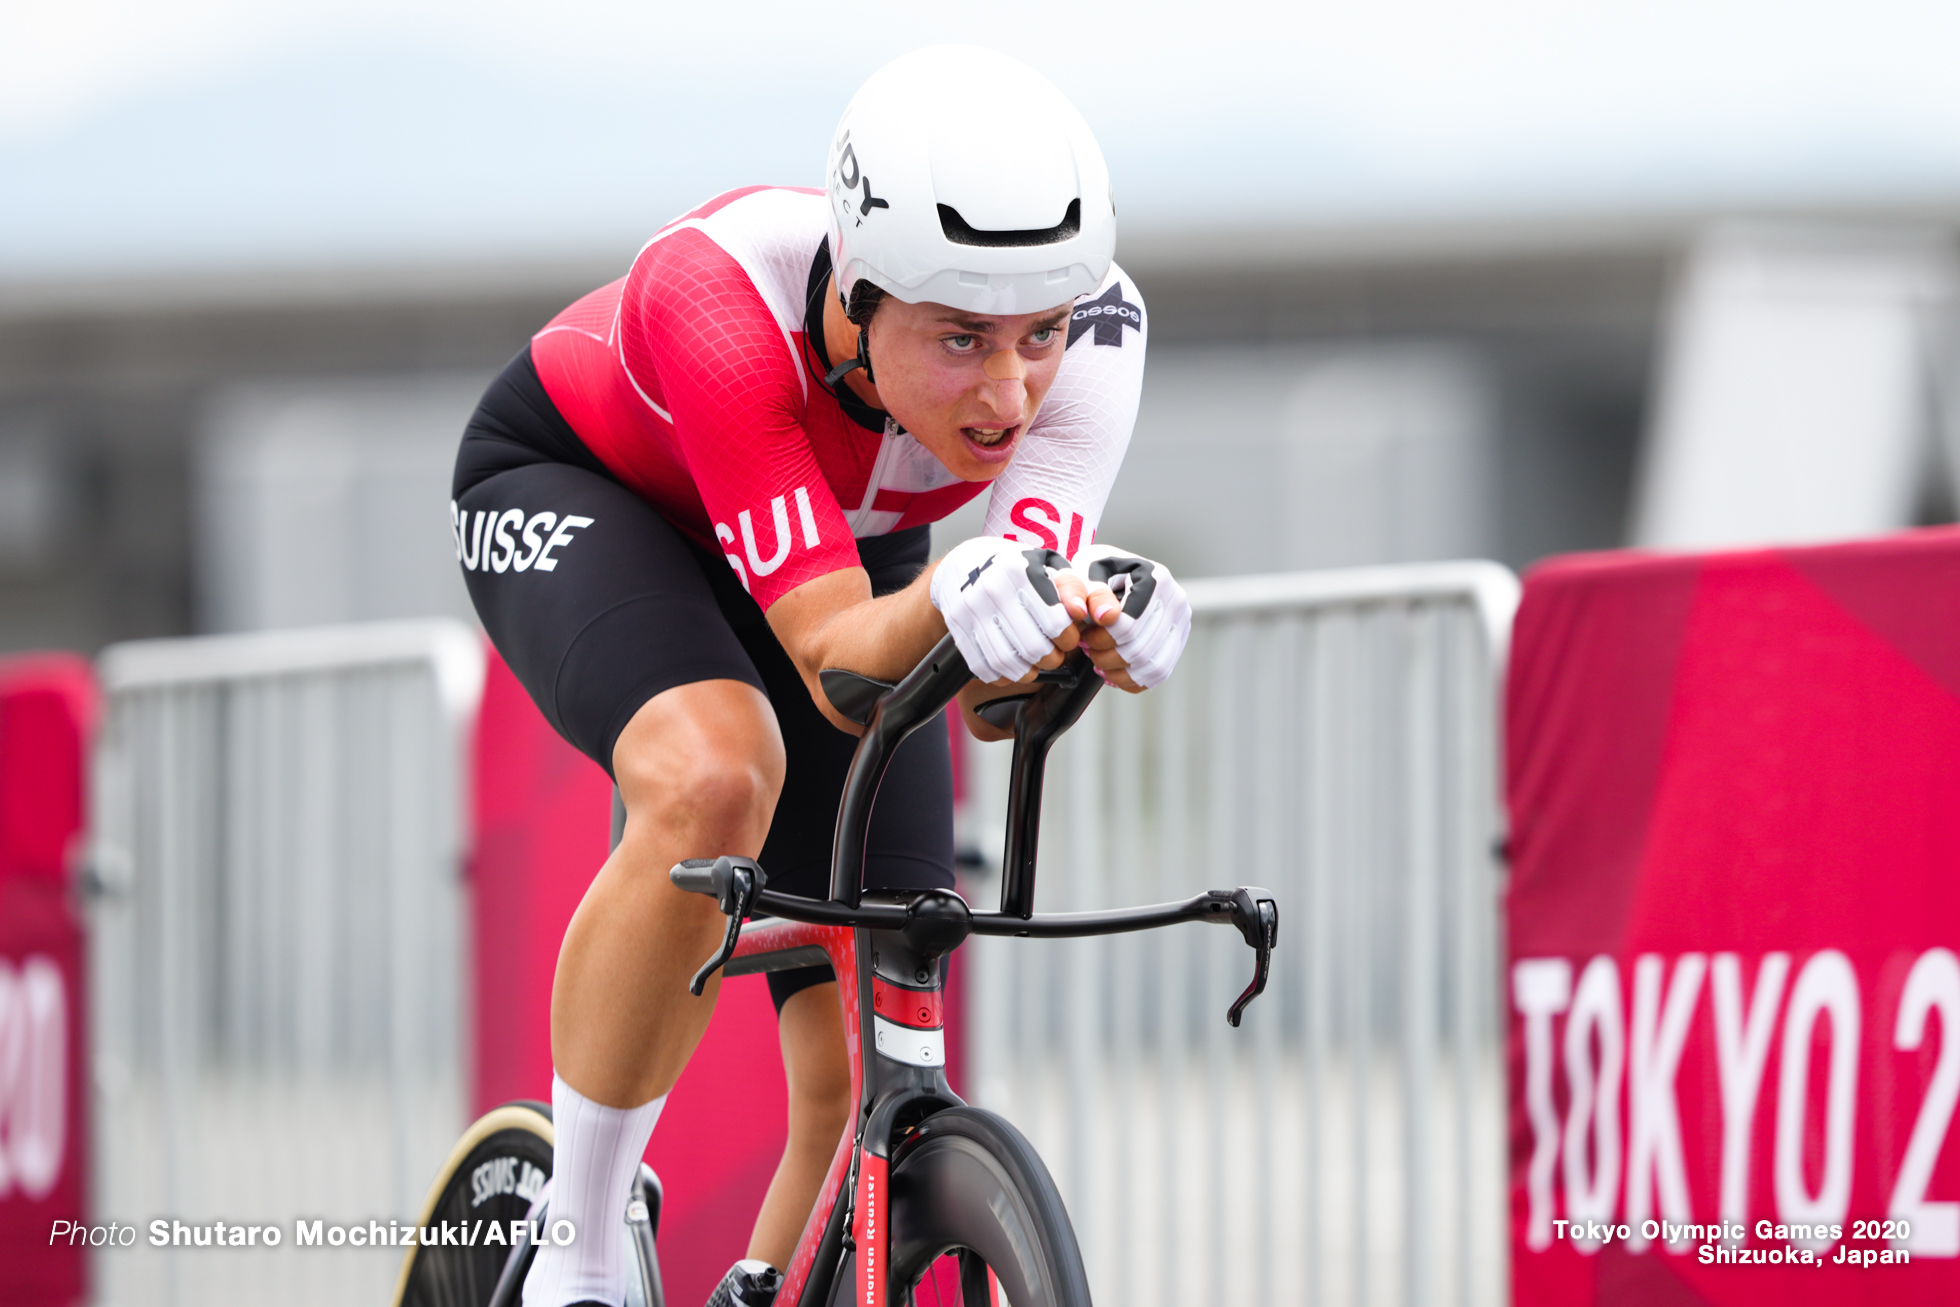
left=676, top=634, right=1279, bottom=1026
left=821, top=634, right=977, bottom=908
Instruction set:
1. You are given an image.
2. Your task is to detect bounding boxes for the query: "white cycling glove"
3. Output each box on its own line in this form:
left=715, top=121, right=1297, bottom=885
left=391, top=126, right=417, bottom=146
left=1076, top=544, right=1192, bottom=690
left=930, top=537, right=1073, bottom=684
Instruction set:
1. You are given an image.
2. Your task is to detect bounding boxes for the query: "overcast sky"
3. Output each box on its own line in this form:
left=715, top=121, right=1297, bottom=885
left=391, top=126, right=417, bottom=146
left=4, top=0, right=1959, bottom=278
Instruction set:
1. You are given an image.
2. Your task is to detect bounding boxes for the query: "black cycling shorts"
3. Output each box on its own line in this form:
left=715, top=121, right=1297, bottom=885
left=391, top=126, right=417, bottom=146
left=453, top=348, right=953, bottom=1010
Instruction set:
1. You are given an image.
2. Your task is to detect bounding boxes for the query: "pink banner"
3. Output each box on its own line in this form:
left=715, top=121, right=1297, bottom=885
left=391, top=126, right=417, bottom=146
left=0, top=654, right=97, bottom=1307
left=1506, top=530, right=1960, bottom=1305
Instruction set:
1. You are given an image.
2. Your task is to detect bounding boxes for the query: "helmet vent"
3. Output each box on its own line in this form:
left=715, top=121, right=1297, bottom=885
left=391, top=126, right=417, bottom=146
left=937, top=199, right=1081, bottom=248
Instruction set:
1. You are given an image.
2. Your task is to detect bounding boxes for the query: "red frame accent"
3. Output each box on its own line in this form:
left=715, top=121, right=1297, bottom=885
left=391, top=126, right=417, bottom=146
left=731, top=920, right=865, bottom=1306
left=871, top=976, right=944, bottom=1030
left=854, top=1154, right=890, bottom=1307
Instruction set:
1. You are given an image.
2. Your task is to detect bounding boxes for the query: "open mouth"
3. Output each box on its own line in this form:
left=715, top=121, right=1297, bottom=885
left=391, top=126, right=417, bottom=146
left=960, top=424, right=1020, bottom=460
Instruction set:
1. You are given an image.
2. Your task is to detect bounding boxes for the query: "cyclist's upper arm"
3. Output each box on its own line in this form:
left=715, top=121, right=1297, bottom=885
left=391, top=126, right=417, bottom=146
left=622, top=231, right=859, bottom=609
left=981, top=264, right=1146, bottom=561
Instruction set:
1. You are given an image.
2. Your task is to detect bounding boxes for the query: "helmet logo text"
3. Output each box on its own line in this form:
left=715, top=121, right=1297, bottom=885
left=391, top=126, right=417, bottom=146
left=834, top=133, right=889, bottom=228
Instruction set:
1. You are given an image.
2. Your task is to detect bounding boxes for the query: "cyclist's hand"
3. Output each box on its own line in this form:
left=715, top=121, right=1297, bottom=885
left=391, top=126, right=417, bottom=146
left=930, top=537, right=1074, bottom=684
left=1073, top=544, right=1192, bottom=691
left=1050, top=570, right=1119, bottom=630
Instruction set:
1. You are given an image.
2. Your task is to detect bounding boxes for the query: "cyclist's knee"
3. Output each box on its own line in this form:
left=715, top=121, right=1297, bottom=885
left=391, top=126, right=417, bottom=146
left=613, top=681, right=785, bottom=842
left=623, top=749, right=778, bottom=844
left=674, top=753, right=774, bottom=823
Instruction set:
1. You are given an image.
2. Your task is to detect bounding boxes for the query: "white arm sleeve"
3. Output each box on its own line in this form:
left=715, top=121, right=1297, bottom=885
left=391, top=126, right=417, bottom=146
left=981, top=263, right=1146, bottom=560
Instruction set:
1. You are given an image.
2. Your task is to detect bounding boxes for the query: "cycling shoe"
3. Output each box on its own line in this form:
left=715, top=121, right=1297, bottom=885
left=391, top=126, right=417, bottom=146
left=703, top=1258, right=782, bottom=1306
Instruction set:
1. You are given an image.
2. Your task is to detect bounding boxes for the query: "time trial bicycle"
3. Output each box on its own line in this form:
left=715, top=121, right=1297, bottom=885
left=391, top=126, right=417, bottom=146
left=395, top=635, right=1278, bottom=1306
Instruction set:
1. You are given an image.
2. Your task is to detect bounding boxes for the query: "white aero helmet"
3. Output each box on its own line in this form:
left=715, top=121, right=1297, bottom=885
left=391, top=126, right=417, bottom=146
left=828, top=46, right=1115, bottom=317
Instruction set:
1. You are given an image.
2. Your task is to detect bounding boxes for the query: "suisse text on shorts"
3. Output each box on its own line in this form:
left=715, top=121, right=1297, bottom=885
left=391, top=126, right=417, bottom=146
left=49, top=1218, right=577, bottom=1249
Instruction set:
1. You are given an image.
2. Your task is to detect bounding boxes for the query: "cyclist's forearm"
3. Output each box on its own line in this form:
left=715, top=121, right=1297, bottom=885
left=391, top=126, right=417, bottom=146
left=767, top=567, right=946, bottom=732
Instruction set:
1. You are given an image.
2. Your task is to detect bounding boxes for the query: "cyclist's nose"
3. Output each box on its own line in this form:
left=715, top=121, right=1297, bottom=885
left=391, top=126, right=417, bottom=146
left=980, top=350, right=1026, bottom=418
left=983, top=349, right=1024, bottom=382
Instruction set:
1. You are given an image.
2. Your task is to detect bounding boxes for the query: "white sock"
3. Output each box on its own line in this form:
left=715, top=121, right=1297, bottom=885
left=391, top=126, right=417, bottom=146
left=522, top=1073, right=666, bottom=1307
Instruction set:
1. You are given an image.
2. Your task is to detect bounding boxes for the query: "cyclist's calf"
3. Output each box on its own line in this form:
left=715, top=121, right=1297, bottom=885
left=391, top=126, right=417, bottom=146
left=748, top=983, right=853, bottom=1266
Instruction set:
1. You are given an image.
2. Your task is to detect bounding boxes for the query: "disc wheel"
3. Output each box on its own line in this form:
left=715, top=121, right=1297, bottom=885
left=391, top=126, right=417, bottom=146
left=392, top=1100, right=554, bottom=1307
left=832, top=1107, right=1091, bottom=1306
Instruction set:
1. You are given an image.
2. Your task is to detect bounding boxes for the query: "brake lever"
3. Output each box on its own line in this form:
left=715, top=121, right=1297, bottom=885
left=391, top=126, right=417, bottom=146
left=1222, top=887, right=1279, bottom=1028
left=681, top=857, right=767, bottom=995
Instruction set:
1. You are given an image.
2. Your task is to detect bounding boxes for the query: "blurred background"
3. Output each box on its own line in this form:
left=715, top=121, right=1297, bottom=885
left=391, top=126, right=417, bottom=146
left=5, top=0, right=1958, bottom=654
left=7, top=3, right=1960, bottom=1304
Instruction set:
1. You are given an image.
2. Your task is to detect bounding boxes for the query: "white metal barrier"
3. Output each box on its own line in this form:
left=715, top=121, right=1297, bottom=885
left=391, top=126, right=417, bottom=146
left=88, top=620, right=483, bottom=1307
left=961, top=561, right=1518, bottom=1307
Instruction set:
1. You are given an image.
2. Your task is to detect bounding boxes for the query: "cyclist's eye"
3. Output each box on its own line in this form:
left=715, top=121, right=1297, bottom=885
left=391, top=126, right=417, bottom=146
left=1029, top=327, right=1057, bottom=346
left=946, top=334, right=976, bottom=351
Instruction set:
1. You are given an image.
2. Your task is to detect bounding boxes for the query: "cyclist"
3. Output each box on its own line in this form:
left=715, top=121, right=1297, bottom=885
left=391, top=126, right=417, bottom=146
left=449, top=45, right=1190, bottom=1307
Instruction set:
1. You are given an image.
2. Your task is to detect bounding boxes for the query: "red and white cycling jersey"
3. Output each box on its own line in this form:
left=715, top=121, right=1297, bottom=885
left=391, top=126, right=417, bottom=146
left=530, top=186, right=1146, bottom=610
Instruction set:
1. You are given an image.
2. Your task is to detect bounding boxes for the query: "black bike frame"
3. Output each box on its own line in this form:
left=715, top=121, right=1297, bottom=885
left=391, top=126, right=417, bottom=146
left=669, top=636, right=1278, bottom=1307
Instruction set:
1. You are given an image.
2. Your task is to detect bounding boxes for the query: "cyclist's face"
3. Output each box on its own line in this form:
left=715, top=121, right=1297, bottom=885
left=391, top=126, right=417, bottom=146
left=865, top=297, right=1071, bottom=481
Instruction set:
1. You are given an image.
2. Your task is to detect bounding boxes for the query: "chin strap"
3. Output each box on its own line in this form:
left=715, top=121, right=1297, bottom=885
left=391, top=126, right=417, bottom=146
left=824, top=318, right=875, bottom=388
